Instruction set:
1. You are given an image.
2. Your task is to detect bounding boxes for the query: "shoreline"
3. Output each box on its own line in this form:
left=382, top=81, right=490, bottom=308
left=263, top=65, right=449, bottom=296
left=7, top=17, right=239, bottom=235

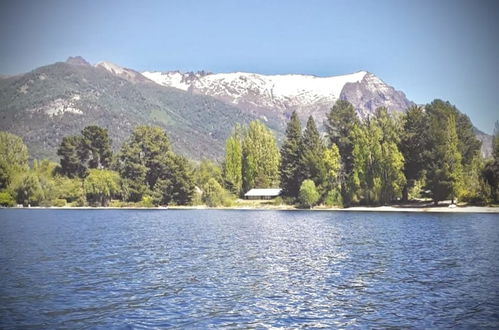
left=2, top=205, right=499, bottom=214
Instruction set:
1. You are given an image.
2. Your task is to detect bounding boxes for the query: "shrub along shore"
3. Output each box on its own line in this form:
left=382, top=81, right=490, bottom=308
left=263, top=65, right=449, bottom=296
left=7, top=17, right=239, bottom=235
left=1, top=99, right=498, bottom=209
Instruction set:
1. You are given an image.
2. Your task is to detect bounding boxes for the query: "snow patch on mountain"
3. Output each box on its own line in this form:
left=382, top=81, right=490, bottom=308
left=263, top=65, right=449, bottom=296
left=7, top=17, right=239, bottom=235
left=142, top=71, right=192, bottom=91
left=143, top=70, right=368, bottom=111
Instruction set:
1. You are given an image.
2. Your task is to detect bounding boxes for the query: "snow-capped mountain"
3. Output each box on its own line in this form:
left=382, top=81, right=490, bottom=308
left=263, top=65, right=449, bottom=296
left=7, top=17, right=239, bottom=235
left=0, top=56, right=491, bottom=161
left=142, top=70, right=413, bottom=121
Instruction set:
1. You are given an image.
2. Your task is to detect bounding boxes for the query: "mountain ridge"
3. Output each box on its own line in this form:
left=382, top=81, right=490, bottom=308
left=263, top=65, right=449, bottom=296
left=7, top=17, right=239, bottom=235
left=141, top=69, right=412, bottom=119
left=0, top=57, right=493, bottom=160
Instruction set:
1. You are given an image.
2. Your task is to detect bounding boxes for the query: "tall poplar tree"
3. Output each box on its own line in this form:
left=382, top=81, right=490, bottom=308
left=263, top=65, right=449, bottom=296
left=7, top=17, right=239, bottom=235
left=242, top=121, right=280, bottom=192
left=348, top=109, right=405, bottom=205
left=0, top=132, right=29, bottom=189
left=348, top=122, right=369, bottom=204
left=223, top=133, right=243, bottom=195
left=322, top=143, right=342, bottom=205
left=279, top=111, right=302, bottom=198
left=425, top=100, right=464, bottom=204
left=374, top=108, right=406, bottom=204
left=325, top=100, right=360, bottom=204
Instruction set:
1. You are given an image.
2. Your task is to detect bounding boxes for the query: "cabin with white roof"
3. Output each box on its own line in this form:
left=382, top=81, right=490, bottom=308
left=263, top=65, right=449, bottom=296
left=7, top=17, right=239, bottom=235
left=244, top=188, right=282, bottom=200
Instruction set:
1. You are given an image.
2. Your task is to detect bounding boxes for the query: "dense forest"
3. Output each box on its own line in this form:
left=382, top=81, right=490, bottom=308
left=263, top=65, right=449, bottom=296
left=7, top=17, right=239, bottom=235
left=0, top=99, right=498, bottom=208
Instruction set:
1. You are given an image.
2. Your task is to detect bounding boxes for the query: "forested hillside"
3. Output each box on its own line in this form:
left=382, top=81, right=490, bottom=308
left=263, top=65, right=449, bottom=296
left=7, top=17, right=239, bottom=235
left=0, top=59, right=264, bottom=161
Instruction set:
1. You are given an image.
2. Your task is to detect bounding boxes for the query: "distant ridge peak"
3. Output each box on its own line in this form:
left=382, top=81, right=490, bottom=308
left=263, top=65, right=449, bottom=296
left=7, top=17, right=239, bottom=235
left=95, top=61, right=152, bottom=84
left=66, top=56, right=90, bottom=66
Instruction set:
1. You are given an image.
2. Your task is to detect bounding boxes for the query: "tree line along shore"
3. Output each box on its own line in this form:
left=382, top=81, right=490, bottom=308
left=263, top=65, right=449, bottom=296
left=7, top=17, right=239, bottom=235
left=0, top=99, right=498, bottom=209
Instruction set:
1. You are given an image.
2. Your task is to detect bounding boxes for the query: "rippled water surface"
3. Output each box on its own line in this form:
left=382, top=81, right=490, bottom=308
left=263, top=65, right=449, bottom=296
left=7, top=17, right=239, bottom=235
left=1, top=209, right=499, bottom=328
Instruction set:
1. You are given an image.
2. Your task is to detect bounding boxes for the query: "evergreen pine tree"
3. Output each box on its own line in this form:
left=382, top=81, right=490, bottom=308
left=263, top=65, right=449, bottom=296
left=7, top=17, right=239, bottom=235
left=325, top=100, right=360, bottom=205
left=279, top=111, right=302, bottom=198
left=118, top=125, right=194, bottom=205
left=300, top=116, right=326, bottom=190
left=57, top=135, right=86, bottom=178
left=80, top=126, right=113, bottom=169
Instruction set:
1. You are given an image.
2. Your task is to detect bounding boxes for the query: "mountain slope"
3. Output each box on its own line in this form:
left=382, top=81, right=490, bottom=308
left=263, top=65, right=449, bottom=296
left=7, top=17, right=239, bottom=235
left=0, top=58, right=493, bottom=161
left=142, top=70, right=412, bottom=123
left=0, top=59, right=262, bottom=161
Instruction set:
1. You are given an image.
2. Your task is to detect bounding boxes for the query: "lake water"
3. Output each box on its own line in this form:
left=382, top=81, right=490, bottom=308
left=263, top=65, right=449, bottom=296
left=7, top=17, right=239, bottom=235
left=0, top=209, right=498, bottom=328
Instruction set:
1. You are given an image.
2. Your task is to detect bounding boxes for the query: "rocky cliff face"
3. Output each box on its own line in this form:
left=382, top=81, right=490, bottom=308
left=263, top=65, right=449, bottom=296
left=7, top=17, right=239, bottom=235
left=474, top=128, right=493, bottom=157
left=339, top=72, right=414, bottom=118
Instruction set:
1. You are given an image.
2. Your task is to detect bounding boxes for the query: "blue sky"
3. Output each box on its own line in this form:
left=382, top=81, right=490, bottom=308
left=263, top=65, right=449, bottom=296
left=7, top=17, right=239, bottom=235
left=0, top=0, right=497, bottom=133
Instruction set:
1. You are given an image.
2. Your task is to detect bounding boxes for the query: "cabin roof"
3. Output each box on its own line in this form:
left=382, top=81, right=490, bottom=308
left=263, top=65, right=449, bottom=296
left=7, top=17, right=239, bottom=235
left=244, top=188, right=282, bottom=197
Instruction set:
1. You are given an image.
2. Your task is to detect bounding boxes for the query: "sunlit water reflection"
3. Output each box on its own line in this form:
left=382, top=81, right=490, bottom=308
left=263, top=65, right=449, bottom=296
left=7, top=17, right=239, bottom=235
left=1, top=209, right=498, bottom=328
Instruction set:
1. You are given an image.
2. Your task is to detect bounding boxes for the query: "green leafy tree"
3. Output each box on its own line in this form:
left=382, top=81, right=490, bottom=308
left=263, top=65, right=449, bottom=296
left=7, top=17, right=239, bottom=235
left=322, top=144, right=342, bottom=205
left=223, top=134, right=243, bottom=195
left=32, top=159, right=60, bottom=206
left=348, top=123, right=369, bottom=202
left=242, top=121, right=280, bottom=192
left=299, top=116, right=326, bottom=192
left=346, top=110, right=405, bottom=206
left=153, top=155, right=195, bottom=205
left=53, top=176, right=85, bottom=204
left=12, top=172, right=44, bottom=206
left=0, top=131, right=29, bottom=189
left=482, top=121, right=499, bottom=202
left=374, top=108, right=406, bottom=204
left=0, top=191, right=15, bottom=207
left=195, top=159, right=223, bottom=188
left=84, top=169, right=120, bottom=206
left=325, top=100, right=360, bottom=205
left=350, top=119, right=380, bottom=204
left=202, top=178, right=227, bottom=207
left=279, top=111, right=302, bottom=198
left=299, top=179, right=319, bottom=208
left=57, top=135, right=86, bottom=178
left=57, top=126, right=112, bottom=178
left=118, top=126, right=195, bottom=205
left=425, top=100, right=464, bottom=204
left=460, top=155, right=490, bottom=204
left=80, top=126, right=113, bottom=169
left=170, top=155, right=196, bottom=205
left=454, top=112, right=485, bottom=203
left=118, top=126, right=172, bottom=202
left=453, top=111, right=482, bottom=168
left=399, top=105, right=430, bottom=201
